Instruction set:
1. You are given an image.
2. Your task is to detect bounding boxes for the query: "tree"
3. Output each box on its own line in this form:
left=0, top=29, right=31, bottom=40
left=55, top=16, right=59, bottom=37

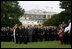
left=43, top=14, right=60, bottom=26
left=1, top=1, right=24, bottom=27
left=60, top=1, right=71, bottom=13
left=43, top=1, right=71, bottom=26
left=60, top=1, right=71, bottom=16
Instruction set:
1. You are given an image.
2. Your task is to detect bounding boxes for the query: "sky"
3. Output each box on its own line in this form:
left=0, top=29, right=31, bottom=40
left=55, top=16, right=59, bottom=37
left=18, top=1, right=65, bottom=13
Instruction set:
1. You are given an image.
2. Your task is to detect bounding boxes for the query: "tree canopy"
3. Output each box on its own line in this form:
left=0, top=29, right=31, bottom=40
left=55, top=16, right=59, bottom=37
left=43, top=1, right=71, bottom=26
left=1, top=1, right=24, bottom=27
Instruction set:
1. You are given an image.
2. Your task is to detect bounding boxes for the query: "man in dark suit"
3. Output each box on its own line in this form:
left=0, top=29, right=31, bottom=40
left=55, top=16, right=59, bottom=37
left=21, top=25, right=25, bottom=43
left=46, top=27, right=49, bottom=41
left=37, top=27, right=41, bottom=42
left=13, top=24, right=19, bottom=44
left=4, top=27, right=7, bottom=41
left=10, top=28, right=14, bottom=41
left=34, top=26, right=38, bottom=42
left=40, top=27, right=43, bottom=41
left=6, top=26, right=11, bottom=41
left=32, top=26, right=37, bottom=42
left=64, top=19, right=71, bottom=44
left=1, top=27, right=5, bottom=41
left=28, top=25, right=33, bottom=42
left=23, top=27, right=28, bottom=44
left=18, top=25, right=22, bottom=44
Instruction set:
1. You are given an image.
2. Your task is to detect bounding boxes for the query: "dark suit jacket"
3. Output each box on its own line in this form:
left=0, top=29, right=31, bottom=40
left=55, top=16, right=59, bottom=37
left=15, top=27, right=19, bottom=36
left=22, top=28, right=28, bottom=37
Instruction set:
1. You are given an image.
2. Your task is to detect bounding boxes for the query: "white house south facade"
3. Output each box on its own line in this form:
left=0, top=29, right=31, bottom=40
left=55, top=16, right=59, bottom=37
left=19, top=9, right=57, bottom=26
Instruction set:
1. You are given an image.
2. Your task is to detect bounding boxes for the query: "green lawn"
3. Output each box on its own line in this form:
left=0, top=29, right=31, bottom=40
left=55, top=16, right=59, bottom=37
left=1, top=41, right=71, bottom=48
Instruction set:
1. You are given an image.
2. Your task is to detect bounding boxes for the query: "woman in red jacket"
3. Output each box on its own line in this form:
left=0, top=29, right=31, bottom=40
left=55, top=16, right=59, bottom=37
left=58, top=25, right=64, bottom=44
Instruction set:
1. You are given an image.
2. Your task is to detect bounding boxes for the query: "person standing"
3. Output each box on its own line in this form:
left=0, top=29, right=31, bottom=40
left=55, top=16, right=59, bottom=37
left=23, top=27, right=28, bottom=44
left=64, top=19, right=71, bottom=44
left=6, top=26, right=11, bottom=41
left=28, top=25, right=32, bottom=42
left=4, top=27, right=7, bottom=41
left=58, top=25, right=64, bottom=44
left=18, top=25, right=22, bottom=44
left=68, top=19, right=71, bottom=44
left=32, top=26, right=37, bottom=42
left=21, top=25, right=25, bottom=43
left=13, top=24, right=19, bottom=44
left=1, top=27, right=5, bottom=41
left=62, top=21, right=67, bottom=29
left=10, top=28, right=13, bottom=41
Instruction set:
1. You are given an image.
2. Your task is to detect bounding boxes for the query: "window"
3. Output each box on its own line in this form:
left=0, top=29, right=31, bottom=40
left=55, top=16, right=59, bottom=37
left=26, top=17, right=29, bottom=20
left=37, top=21, right=39, bottom=23
left=32, top=22, right=33, bottom=23
left=39, top=21, right=42, bottom=23
left=43, top=15, right=46, bottom=18
left=48, top=15, right=50, bottom=18
left=25, top=17, right=26, bottom=19
left=28, top=22, right=30, bottom=23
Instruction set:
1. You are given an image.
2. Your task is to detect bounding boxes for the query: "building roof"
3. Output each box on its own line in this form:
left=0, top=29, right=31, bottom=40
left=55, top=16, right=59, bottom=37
left=24, top=9, right=57, bottom=15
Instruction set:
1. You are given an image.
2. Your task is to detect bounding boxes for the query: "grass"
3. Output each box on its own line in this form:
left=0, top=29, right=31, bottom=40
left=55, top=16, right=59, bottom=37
left=1, top=41, right=71, bottom=48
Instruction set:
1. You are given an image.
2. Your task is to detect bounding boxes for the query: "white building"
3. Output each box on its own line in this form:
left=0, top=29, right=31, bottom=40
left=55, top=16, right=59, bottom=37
left=19, top=9, right=57, bottom=26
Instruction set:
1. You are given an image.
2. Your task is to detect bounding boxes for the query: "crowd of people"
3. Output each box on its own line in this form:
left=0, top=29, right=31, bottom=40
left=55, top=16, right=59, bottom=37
left=1, top=19, right=71, bottom=45
left=1, top=25, right=59, bottom=44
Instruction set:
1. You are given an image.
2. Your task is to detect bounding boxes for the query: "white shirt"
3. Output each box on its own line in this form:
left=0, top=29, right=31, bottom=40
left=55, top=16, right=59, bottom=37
left=64, top=22, right=71, bottom=33
left=13, top=28, right=16, bottom=43
left=13, top=29, right=15, bottom=36
left=68, top=22, right=71, bottom=33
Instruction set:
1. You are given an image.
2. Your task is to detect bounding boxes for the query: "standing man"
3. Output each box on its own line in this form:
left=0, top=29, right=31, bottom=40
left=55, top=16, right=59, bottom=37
left=21, top=25, right=25, bottom=43
left=18, top=25, right=22, bottom=44
left=64, top=19, right=71, bottom=44
left=32, top=26, right=36, bottom=42
left=13, top=24, right=19, bottom=44
left=68, top=19, right=71, bottom=44
left=23, top=27, right=28, bottom=44
left=6, top=26, right=11, bottom=41
left=10, top=28, right=13, bottom=41
left=28, top=25, right=32, bottom=42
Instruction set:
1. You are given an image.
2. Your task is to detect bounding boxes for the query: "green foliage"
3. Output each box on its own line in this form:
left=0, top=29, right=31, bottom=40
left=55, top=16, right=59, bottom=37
left=43, top=14, right=60, bottom=26
left=43, top=1, right=71, bottom=26
left=1, top=1, right=24, bottom=27
left=60, top=1, right=71, bottom=15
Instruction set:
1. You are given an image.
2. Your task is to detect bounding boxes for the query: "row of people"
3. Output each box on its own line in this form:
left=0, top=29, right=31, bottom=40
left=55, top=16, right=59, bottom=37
left=14, top=25, right=59, bottom=43
left=1, top=19, right=71, bottom=44
left=1, top=25, right=59, bottom=44
left=1, top=26, right=12, bottom=41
